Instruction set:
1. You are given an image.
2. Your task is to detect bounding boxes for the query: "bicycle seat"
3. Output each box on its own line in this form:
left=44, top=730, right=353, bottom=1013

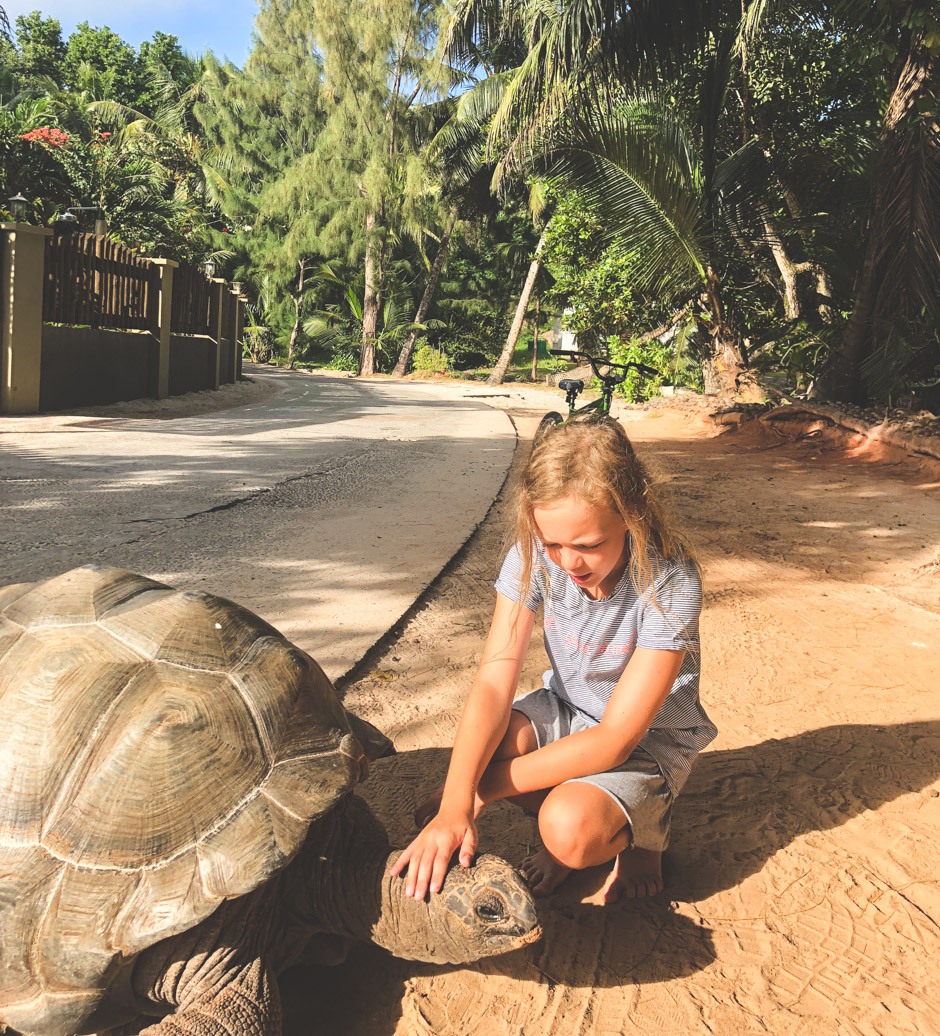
left=558, top=379, right=583, bottom=393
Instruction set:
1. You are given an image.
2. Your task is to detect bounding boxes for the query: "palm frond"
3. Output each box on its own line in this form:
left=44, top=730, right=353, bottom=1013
left=440, top=0, right=528, bottom=72
left=546, top=105, right=707, bottom=294
left=302, top=316, right=350, bottom=351
left=869, top=115, right=940, bottom=327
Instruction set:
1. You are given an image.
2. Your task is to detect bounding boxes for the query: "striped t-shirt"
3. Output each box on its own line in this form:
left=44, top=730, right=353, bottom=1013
left=495, top=542, right=717, bottom=795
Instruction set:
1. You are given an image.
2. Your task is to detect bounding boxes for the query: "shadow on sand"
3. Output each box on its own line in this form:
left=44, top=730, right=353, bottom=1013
left=281, top=719, right=939, bottom=1035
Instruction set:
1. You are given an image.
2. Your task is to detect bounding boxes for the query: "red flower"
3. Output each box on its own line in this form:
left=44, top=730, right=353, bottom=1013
left=99, top=131, right=111, bottom=139
left=20, top=127, right=71, bottom=147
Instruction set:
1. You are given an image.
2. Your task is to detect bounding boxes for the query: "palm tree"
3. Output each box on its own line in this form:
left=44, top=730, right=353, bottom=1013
left=306, top=261, right=429, bottom=368
left=530, top=41, right=757, bottom=393
left=449, top=0, right=940, bottom=402
left=486, top=189, right=550, bottom=385
left=392, top=85, right=507, bottom=377
left=391, top=202, right=459, bottom=375
left=441, top=0, right=760, bottom=392
left=15, top=67, right=185, bottom=249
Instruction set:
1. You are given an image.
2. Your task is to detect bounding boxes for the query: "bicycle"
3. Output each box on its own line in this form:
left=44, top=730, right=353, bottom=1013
left=537, top=349, right=660, bottom=437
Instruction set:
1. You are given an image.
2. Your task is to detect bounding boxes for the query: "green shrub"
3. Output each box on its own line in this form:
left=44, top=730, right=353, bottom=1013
left=608, top=336, right=703, bottom=402
left=412, top=344, right=450, bottom=374
left=541, top=356, right=572, bottom=374
left=423, top=317, right=504, bottom=371
left=242, top=325, right=276, bottom=363
left=324, top=347, right=359, bottom=373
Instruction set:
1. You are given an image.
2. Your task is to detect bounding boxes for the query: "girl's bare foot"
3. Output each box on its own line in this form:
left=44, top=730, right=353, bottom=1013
left=521, top=846, right=572, bottom=898
left=601, top=848, right=663, bottom=902
left=414, top=787, right=443, bottom=828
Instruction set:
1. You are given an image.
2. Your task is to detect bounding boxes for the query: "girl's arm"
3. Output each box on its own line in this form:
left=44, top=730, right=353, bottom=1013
left=478, top=646, right=684, bottom=804
left=389, top=592, right=536, bottom=899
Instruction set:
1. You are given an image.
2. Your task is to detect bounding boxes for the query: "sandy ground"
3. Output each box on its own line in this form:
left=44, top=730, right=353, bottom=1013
left=279, top=405, right=940, bottom=1036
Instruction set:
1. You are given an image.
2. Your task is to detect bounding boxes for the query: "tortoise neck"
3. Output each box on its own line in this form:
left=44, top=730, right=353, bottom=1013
left=290, top=797, right=444, bottom=957
left=292, top=796, right=391, bottom=943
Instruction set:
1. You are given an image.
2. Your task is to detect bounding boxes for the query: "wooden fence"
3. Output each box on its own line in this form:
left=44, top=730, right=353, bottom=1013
left=42, top=232, right=214, bottom=335
left=1, top=222, right=245, bottom=413
left=171, top=261, right=212, bottom=336
left=43, top=233, right=158, bottom=329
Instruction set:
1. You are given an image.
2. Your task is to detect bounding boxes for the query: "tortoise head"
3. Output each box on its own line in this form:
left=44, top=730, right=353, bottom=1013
left=376, top=852, right=541, bottom=965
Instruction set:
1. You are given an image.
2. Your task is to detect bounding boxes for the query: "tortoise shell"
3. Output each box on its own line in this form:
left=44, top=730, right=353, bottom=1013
left=0, top=566, right=362, bottom=1036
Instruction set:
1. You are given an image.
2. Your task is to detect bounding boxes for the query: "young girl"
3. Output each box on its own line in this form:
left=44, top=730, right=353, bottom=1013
left=390, top=416, right=716, bottom=903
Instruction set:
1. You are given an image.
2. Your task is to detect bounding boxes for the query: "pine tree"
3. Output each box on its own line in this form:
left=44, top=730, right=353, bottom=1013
left=196, top=0, right=326, bottom=366
left=300, top=0, right=443, bottom=375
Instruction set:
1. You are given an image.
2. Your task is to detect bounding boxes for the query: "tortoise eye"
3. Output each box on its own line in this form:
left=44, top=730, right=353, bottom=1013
left=474, top=898, right=506, bottom=923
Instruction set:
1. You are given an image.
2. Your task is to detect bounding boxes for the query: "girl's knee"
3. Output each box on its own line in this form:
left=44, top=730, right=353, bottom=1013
left=537, top=793, right=598, bottom=870
left=538, top=785, right=629, bottom=870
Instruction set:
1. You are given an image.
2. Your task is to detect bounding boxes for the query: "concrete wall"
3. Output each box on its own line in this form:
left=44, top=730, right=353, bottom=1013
left=40, top=325, right=152, bottom=411
left=220, top=339, right=235, bottom=385
left=169, top=334, right=215, bottom=396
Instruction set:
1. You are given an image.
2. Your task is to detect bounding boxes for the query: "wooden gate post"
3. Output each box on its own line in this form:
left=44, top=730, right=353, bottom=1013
left=233, top=291, right=245, bottom=381
left=208, top=278, right=227, bottom=390
left=149, top=258, right=178, bottom=399
left=1, top=222, right=53, bottom=413
left=225, top=286, right=240, bottom=383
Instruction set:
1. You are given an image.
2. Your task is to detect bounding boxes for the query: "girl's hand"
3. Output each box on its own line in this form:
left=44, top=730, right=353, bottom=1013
left=388, top=811, right=478, bottom=900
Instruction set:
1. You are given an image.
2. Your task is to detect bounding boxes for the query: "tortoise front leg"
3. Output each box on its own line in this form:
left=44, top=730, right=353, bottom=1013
left=136, top=956, right=281, bottom=1036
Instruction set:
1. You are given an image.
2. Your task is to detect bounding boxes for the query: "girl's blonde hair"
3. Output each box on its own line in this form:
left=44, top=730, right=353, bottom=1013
left=512, top=416, right=698, bottom=597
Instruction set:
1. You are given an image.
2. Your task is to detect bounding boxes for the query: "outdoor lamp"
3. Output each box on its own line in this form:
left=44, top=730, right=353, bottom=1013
left=203, top=259, right=217, bottom=278
left=8, top=193, right=28, bottom=222
left=53, top=210, right=79, bottom=236
left=231, top=281, right=243, bottom=293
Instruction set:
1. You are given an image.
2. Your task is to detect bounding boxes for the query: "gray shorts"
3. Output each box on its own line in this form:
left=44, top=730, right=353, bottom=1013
left=512, top=688, right=673, bottom=851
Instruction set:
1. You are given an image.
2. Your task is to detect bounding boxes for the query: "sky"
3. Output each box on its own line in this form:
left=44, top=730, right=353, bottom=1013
left=3, top=0, right=260, bottom=66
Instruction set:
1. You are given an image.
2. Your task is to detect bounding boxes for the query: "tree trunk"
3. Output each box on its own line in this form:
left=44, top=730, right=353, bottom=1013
left=815, top=37, right=935, bottom=403
left=755, top=200, right=801, bottom=321
left=755, top=118, right=837, bottom=326
left=359, top=212, right=379, bottom=377
left=700, top=265, right=747, bottom=396
left=637, top=301, right=694, bottom=346
left=286, top=260, right=306, bottom=369
left=754, top=202, right=837, bottom=324
left=813, top=267, right=835, bottom=324
left=531, top=295, right=540, bottom=381
left=392, top=205, right=458, bottom=377
left=487, top=229, right=547, bottom=387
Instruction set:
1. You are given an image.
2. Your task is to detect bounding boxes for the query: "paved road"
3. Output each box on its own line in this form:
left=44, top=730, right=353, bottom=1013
left=0, top=367, right=516, bottom=679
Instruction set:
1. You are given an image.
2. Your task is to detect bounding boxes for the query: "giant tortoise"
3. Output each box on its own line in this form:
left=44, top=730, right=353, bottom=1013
left=0, top=566, right=540, bottom=1036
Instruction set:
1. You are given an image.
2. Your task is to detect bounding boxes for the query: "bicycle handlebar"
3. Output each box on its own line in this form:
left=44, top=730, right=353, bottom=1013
left=549, top=349, right=659, bottom=384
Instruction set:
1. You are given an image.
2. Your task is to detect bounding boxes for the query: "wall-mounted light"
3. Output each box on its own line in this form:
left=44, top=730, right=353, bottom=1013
left=52, top=210, right=80, bottom=236
left=51, top=205, right=108, bottom=235
left=8, top=193, right=28, bottom=222
left=203, top=258, right=217, bottom=278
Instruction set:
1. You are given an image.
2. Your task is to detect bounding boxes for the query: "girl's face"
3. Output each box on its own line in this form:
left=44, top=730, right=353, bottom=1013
left=532, top=495, right=628, bottom=600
